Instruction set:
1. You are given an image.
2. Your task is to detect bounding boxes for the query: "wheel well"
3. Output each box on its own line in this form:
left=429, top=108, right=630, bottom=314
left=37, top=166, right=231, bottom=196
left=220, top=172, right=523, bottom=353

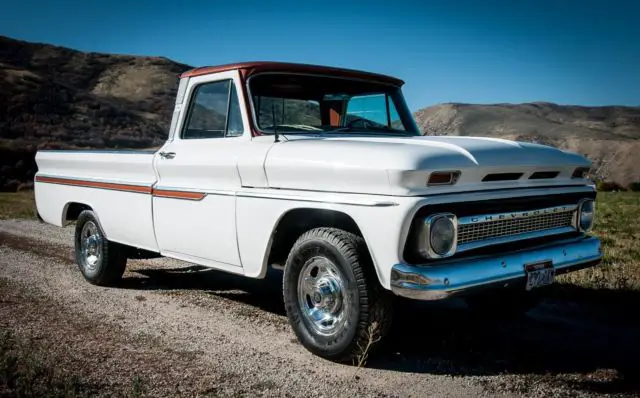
left=63, top=202, right=92, bottom=223
left=266, top=208, right=365, bottom=269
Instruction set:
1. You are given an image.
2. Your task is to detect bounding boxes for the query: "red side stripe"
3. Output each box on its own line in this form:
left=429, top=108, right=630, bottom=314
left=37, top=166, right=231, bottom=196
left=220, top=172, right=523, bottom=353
left=35, top=176, right=152, bottom=194
left=35, top=175, right=207, bottom=200
left=152, top=189, right=206, bottom=201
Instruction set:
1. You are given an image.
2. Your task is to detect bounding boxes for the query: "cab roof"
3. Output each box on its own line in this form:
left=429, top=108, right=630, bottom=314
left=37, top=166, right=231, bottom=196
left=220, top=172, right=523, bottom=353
left=179, top=61, right=404, bottom=86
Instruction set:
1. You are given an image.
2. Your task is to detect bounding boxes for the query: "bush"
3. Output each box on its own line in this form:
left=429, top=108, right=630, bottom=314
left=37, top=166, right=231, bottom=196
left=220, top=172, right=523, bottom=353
left=597, top=181, right=627, bottom=192
left=629, top=182, right=640, bottom=192
left=1, top=180, right=21, bottom=193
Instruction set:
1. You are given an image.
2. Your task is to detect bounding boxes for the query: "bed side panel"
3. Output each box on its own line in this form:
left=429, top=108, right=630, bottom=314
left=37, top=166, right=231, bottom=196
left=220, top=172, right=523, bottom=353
left=34, top=150, right=159, bottom=251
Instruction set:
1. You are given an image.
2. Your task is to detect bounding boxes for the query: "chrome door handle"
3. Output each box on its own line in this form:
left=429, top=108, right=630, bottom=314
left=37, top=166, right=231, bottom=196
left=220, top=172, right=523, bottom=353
left=159, top=151, right=176, bottom=159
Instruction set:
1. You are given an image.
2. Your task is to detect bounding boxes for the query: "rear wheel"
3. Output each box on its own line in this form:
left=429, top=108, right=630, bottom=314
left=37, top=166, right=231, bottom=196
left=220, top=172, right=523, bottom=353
left=74, top=210, right=127, bottom=286
left=282, top=227, right=392, bottom=363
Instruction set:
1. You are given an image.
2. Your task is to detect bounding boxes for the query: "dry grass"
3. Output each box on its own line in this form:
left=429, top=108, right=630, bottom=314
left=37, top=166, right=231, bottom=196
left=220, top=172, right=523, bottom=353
left=0, top=191, right=35, bottom=220
left=354, top=322, right=381, bottom=370
left=0, top=330, right=100, bottom=397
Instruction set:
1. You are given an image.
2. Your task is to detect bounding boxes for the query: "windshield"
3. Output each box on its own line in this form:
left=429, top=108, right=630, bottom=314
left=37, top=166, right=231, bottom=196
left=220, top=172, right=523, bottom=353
left=248, top=73, right=420, bottom=135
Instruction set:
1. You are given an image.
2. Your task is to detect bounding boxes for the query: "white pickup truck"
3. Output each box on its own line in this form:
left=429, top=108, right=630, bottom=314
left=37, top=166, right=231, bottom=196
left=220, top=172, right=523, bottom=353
left=34, top=61, right=602, bottom=362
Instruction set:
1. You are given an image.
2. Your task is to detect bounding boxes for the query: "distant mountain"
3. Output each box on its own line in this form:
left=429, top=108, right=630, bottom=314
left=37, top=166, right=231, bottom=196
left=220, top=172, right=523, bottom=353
left=1, top=35, right=638, bottom=191
left=414, top=103, right=640, bottom=187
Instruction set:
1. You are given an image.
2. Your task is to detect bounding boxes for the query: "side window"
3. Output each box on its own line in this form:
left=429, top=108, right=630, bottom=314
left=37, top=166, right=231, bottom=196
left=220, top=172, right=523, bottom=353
left=182, top=80, right=244, bottom=139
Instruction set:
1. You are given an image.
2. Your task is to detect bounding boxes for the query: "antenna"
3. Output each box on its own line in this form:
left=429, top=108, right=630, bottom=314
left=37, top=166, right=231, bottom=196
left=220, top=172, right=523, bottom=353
left=272, top=102, right=280, bottom=143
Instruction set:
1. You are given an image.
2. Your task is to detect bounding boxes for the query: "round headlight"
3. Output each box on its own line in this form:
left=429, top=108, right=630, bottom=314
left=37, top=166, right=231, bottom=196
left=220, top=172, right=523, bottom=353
left=579, top=199, right=595, bottom=232
left=421, top=214, right=457, bottom=258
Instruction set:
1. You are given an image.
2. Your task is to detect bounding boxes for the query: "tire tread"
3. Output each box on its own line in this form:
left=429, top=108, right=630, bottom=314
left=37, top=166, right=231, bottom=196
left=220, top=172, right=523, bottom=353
left=283, top=227, right=392, bottom=363
left=75, top=210, right=127, bottom=286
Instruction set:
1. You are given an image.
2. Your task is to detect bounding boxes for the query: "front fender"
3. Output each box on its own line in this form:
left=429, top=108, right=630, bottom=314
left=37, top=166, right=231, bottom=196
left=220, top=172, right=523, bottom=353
left=234, top=191, right=417, bottom=289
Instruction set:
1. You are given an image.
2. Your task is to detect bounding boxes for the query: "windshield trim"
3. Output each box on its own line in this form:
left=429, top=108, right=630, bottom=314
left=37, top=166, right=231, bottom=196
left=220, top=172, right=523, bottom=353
left=245, top=72, right=420, bottom=137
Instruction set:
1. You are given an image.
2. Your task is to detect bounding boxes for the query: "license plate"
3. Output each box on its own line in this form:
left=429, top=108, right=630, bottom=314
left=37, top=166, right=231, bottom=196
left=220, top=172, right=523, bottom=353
left=525, top=260, right=554, bottom=291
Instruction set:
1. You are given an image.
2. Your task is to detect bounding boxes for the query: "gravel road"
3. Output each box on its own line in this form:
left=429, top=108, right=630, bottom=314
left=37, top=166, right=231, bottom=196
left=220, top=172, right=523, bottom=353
left=1, top=219, right=638, bottom=397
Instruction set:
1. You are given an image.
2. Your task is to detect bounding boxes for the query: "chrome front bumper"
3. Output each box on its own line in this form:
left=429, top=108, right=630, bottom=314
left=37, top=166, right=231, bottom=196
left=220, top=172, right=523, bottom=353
left=390, top=236, right=602, bottom=301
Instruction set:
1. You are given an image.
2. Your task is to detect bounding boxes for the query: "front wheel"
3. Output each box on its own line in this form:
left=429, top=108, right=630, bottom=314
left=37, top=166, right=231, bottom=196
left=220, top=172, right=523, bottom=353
left=282, top=228, right=392, bottom=363
left=74, top=210, right=127, bottom=286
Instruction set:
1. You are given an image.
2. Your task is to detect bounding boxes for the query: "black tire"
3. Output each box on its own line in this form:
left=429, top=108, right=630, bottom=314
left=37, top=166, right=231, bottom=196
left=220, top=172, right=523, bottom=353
left=282, top=227, right=393, bottom=363
left=466, top=289, right=542, bottom=319
left=74, top=210, right=127, bottom=286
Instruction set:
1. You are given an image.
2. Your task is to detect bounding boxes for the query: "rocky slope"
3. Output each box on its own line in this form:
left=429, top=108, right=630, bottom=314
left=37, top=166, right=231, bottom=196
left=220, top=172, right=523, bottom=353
left=414, top=103, right=640, bottom=187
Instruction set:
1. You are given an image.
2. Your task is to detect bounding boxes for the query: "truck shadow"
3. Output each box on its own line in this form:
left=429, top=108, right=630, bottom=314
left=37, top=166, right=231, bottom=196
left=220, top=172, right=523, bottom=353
left=120, top=265, right=640, bottom=394
left=373, top=296, right=640, bottom=394
left=120, top=265, right=287, bottom=315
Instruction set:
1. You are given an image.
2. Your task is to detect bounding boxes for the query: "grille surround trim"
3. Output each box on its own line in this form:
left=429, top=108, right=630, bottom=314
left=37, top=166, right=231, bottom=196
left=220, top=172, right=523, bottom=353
left=454, top=204, right=578, bottom=253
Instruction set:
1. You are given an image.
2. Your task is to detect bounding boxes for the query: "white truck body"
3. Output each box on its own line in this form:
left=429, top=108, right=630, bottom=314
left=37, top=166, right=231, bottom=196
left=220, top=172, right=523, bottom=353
left=35, top=136, right=596, bottom=287
left=34, top=61, right=602, bottom=361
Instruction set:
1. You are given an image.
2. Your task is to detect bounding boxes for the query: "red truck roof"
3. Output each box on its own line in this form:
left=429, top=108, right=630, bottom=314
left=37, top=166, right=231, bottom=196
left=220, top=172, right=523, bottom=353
left=179, top=61, right=404, bottom=86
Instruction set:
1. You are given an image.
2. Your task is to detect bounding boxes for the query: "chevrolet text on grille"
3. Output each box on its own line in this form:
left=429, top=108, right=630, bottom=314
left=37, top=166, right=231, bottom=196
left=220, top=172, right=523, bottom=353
left=459, top=205, right=577, bottom=224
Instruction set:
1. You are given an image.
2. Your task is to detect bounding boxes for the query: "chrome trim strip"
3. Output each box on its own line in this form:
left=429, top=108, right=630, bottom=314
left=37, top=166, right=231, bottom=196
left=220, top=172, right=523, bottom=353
left=236, top=191, right=399, bottom=207
left=154, top=186, right=399, bottom=206
left=457, top=204, right=578, bottom=225
left=390, top=236, right=602, bottom=301
left=415, top=184, right=595, bottom=198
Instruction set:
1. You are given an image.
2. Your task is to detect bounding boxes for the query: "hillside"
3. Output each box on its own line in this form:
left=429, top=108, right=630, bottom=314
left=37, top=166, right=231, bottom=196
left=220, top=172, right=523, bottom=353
left=0, top=35, right=191, bottom=191
left=1, top=35, right=639, bottom=191
left=414, top=103, right=640, bottom=187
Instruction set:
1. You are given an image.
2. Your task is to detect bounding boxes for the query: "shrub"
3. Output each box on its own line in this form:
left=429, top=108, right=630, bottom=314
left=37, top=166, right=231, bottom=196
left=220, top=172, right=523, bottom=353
left=1, top=180, right=21, bottom=193
left=628, top=182, right=640, bottom=192
left=597, top=181, right=627, bottom=192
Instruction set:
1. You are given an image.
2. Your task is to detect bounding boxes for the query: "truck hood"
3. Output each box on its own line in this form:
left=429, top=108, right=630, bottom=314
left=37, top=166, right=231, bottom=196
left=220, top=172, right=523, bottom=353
left=263, top=134, right=592, bottom=196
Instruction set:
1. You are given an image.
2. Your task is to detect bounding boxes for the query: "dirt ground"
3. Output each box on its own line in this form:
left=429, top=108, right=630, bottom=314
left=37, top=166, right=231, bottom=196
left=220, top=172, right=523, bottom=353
left=1, top=219, right=639, bottom=397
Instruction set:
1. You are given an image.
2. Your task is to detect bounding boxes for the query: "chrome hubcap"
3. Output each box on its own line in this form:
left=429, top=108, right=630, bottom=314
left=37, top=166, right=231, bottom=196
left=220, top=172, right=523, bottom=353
left=298, top=256, right=348, bottom=336
left=80, top=221, right=102, bottom=271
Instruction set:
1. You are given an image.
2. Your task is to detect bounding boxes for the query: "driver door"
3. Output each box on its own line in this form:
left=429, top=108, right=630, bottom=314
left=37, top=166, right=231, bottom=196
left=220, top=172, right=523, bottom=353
left=152, top=71, right=247, bottom=270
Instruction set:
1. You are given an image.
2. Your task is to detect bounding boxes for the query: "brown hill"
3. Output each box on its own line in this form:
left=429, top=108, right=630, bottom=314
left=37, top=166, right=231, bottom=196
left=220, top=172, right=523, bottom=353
left=1, top=35, right=638, bottom=191
left=414, top=103, right=640, bottom=187
left=0, top=35, right=191, bottom=191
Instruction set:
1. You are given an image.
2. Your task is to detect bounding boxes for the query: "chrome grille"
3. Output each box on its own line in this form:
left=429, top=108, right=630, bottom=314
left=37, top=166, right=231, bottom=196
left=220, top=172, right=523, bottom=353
left=457, top=207, right=575, bottom=246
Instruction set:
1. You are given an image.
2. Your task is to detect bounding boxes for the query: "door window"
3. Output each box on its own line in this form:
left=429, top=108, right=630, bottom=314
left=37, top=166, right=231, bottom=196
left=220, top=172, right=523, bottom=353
left=182, top=80, right=244, bottom=139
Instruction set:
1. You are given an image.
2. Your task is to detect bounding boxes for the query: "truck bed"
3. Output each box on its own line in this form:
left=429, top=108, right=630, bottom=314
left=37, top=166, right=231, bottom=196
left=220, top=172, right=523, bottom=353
left=34, top=149, right=160, bottom=252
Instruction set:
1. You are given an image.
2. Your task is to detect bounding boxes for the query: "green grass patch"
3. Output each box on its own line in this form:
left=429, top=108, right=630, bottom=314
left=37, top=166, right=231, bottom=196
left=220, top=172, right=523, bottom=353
left=559, top=192, right=640, bottom=290
left=0, top=190, right=36, bottom=220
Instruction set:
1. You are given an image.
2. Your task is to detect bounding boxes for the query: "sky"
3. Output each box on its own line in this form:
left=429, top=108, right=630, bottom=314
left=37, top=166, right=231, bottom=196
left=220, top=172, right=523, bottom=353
left=1, top=0, right=639, bottom=110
